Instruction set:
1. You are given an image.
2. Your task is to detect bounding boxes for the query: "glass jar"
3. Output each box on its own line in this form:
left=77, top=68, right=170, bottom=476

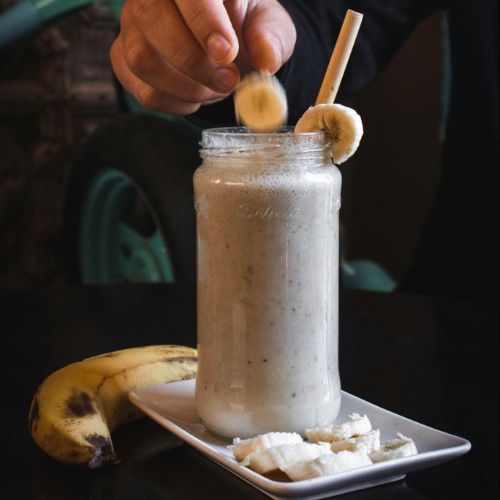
left=194, top=128, right=342, bottom=438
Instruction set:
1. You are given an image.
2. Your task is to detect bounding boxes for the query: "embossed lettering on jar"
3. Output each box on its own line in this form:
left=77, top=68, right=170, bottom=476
left=194, top=128, right=342, bottom=438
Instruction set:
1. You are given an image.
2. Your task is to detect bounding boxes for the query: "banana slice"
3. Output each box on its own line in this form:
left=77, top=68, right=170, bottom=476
left=234, top=72, right=288, bottom=132
left=369, top=434, right=418, bottom=463
left=230, top=432, right=303, bottom=462
left=295, top=103, right=363, bottom=164
left=330, top=429, right=381, bottom=454
left=281, top=451, right=372, bottom=481
left=305, top=413, right=372, bottom=443
left=242, top=442, right=332, bottom=474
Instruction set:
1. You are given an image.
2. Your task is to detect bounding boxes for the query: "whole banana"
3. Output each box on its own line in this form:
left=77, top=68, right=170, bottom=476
left=29, top=345, right=197, bottom=468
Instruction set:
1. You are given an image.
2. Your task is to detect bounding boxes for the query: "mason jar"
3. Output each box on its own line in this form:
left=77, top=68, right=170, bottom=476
left=194, top=128, right=342, bottom=438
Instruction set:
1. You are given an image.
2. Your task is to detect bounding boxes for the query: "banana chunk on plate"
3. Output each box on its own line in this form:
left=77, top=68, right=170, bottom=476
left=305, top=413, right=372, bottom=443
left=282, top=451, right=373, bottom=481
left=230, top=432, right=303, bottom=462
left=295, top=103, right=364, bottom=165
left=330, top=429, right=381, bottom=454
left=370, top=434, right=418, bottom=463
left=242, top=442, right=332, bottom=475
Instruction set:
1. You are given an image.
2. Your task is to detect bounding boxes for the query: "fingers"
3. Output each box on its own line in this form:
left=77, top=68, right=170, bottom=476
left=119, top=24, right=228, bottom=104
left=244, top=0, right=297, bottom=73
left=122, top=0, right=239, bottom=94
left=110, top=0, right=296, bottom=116
left=174, top=0, right=239, bottom=64
left=110, top=37, right=201, bottom=115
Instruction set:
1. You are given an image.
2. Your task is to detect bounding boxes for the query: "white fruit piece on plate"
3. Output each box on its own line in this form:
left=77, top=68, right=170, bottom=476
left=369, top=434, right=418, bottom=463
left=305, top=413, right=372, bottom=443
left=230, top=432, right=303, bottom=462
left=295, top=103, right=364, bottom=165
left=234, top=72, right=288, bottom=132
left=330, top=429, right=381, bottom=454
left=243, top=442, right=332, bottom=475
left=281, top=450, right=373, bottom=481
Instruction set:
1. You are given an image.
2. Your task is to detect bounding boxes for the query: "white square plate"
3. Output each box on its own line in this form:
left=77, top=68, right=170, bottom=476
left=129, top=380, right=470, bottom=499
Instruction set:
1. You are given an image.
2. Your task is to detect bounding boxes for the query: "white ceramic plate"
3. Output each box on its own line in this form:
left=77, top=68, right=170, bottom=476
left=129, top=380, right=471, bottom=499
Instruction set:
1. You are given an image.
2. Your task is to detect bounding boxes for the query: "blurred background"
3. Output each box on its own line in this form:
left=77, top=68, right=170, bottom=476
left=0, top=1, right=444, bottom=290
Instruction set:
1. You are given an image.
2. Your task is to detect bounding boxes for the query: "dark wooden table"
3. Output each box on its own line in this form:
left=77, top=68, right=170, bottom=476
left=1, top=285, right=498, bottom=499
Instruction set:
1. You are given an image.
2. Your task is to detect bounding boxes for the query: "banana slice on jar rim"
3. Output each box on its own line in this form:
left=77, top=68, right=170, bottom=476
left=234, top=72, right=288, bottom=132
left=295, top=103, right=364, bottom=165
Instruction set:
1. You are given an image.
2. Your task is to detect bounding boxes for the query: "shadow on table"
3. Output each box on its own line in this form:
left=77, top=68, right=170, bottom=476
left=29, top=419, right=432, bottom=500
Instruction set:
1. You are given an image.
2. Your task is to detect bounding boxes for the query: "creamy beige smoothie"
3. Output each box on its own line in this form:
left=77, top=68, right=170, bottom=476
left=194, top=129, right=342, bottom=438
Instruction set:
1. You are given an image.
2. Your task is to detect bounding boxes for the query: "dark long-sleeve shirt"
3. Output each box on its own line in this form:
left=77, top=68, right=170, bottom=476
left=189, top=0, right=499, bottom=303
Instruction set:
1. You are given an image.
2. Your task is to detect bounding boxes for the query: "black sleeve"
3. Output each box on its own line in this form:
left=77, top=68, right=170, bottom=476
left=187, top=0, right=444, bottom=128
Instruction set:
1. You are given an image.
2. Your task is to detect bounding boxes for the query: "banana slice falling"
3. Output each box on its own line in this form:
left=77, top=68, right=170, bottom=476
left=295, top=103, right=364, bottom=164
left=234, top=72, right=288, bottom=132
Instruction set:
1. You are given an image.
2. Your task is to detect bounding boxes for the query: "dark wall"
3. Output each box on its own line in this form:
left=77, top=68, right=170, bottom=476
left=342, top=13, right=444, bottom=283
left=0, top=4, right=119, bottom=288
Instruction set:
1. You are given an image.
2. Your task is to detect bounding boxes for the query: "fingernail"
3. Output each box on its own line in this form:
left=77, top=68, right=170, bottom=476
left=212, top=68, right=239, bottom=92
left=206, top=33, right=232, bottom=62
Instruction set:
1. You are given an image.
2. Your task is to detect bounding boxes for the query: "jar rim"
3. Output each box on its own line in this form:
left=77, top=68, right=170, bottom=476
left=201, top=126, right=331, bottom=157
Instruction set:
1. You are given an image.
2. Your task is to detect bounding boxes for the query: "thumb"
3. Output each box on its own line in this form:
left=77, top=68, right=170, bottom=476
left=243, top=0, right=296, bottom=74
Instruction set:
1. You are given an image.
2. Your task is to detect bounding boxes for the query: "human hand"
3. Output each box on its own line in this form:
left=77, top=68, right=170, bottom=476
left=110, top=0, right=296, bottom=115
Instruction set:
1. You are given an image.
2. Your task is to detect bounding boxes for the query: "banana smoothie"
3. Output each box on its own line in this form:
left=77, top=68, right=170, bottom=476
left=194, top=129, right=342, bottom=438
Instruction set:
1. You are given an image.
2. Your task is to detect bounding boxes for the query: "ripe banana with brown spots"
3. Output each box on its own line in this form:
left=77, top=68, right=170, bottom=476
left=29, top=345, right=197, bottom=468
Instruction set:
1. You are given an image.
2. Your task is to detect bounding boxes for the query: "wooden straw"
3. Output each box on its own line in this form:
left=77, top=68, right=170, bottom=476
left=315, top=10, right=364, bottom=105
